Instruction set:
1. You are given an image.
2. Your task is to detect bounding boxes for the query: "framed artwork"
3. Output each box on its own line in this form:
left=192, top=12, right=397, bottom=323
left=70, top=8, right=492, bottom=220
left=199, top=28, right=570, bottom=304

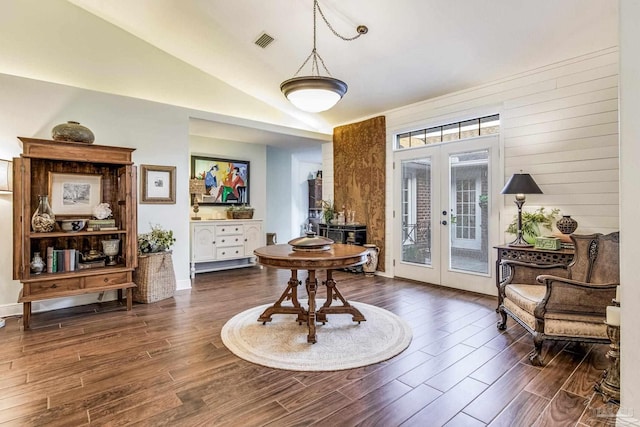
left=190, top=155, right=250, bottom=205
left=140, top=164, right=176, bottom=204
left=48, top=172, right=102, bottom=216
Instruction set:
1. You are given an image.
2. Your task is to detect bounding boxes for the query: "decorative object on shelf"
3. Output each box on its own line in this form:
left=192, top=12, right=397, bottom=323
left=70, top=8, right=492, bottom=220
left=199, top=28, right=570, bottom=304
left=280, top=0, right=367, bottom=112
left=140, top=164, right=176, bottom=204
left=58, top=218, right=87, bottom=232
left=51, top=121, right=95, bottom=144
left=534, top=236, right=561, bottom=250
left=288, top=232, right=333, bottom=252
left=189, top=178, right=206, bottom=220
left=138, top=224, right=176, bottom=254
left=556, top=215, right=578, bottom=234
left=501, top=172, right=544, bottom=247
left=92, top=202, right=112, bottom=220
left=0, top=159, right=12, bottom=193
left=101, top=239, right=120, bottom=265
left=226, top=205, right=254, bottom=219
left=30, top=252, right=45, bottom=274
left=362, top=244, right=379, bottom=277
left=316, top=170, right=322, bottom=179
left=31, top=194, right=56, bottom=232
left=191, top=155, right=250, bottom=205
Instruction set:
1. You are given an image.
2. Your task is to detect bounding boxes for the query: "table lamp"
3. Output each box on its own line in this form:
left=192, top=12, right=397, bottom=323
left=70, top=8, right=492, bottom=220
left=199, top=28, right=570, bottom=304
left=501, top=172, right=542, bottom=247
left=189, top=179, right=206, bottom=220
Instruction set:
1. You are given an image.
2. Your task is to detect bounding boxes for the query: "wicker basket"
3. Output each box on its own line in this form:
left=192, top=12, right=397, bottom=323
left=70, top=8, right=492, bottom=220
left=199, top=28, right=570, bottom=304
left=226, top=210, right=254, bottom=219
left=133, top=251, right=176, bottom=303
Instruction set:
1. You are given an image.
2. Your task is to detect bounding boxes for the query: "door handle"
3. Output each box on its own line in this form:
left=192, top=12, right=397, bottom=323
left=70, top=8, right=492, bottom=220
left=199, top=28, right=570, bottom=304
left=441, top=220, right=447, bottom=225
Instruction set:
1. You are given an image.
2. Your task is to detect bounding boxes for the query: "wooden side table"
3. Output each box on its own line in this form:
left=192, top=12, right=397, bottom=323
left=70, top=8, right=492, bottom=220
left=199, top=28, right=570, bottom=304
left=494, top=244, right=575, bottom=309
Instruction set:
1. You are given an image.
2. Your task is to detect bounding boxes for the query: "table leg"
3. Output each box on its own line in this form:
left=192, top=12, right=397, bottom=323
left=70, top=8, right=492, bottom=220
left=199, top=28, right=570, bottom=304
left=316, top=270, right=366, bottom=323
left=306, top=269, right=317, bottom=343
left=258, top=269, right=307, bottom=324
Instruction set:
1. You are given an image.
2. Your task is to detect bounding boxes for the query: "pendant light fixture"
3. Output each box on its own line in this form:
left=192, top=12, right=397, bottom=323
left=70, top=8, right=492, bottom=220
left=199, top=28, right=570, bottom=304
left=280, top=0, right=367, bottom=113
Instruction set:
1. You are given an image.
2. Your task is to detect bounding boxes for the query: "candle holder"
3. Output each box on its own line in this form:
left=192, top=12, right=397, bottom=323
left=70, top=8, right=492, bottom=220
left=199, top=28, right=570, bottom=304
left=595, top=322, right=620, bottom=403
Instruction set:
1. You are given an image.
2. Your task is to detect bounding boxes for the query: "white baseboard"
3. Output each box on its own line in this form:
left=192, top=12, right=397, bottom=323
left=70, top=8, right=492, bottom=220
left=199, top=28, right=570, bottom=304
left=176, top=278, right=191, bottom=290
left=0, top=291, right=119, bottom=319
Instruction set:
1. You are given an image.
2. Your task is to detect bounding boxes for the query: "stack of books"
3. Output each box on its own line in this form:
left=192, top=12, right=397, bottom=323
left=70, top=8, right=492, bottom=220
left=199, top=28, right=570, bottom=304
left=87, top=219, right=117, bottom=231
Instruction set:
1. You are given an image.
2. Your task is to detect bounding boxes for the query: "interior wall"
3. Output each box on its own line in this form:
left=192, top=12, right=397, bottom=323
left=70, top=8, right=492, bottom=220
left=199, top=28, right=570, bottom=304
left=384, top=48, right=619, bottom=280
left=0, top=73, right=191, bottom=317
left=333, top=116, right=387, bottom=271
left=619, top=0, right=640, bottom=422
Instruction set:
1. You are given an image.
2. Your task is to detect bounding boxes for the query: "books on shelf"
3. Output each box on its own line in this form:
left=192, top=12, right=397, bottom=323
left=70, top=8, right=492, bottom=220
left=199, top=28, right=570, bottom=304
left=77, top=259, right=106, bottom=270
left=44, top=247, right=81, bottom=273
left=87, top=219, right=116, bottom=231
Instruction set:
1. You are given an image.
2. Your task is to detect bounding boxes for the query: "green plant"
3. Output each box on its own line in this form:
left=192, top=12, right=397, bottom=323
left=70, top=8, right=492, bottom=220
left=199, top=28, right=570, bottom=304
left=506, top=207, right=560, bottom=241
left=138, top=224, right=176, bottom=254
left=321, top=199, right=336, bottom=223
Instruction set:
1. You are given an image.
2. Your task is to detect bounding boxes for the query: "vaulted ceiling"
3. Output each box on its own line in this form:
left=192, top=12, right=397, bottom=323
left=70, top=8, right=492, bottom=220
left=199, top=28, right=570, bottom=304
left=68, top=0, right=618, bottom=139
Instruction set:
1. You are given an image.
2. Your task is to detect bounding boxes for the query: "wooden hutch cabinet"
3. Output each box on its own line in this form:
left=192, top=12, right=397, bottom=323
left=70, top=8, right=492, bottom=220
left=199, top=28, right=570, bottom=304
left=12, top=137, right=137, bottom=329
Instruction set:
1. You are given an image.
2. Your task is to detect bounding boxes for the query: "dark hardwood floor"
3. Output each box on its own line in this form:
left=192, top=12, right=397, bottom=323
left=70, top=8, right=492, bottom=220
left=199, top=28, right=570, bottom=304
left=0, top=267, right=619, bottom=426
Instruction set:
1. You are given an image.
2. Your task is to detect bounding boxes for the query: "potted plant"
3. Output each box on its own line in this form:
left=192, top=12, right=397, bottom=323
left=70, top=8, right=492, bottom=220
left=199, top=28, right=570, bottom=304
left=321, top=199, right=336, bottom=224
left=226, top=204, right=254, bottom=219
left=506, top=207, right=560, bottom=244
left=134, top=224, right=177, bottom=303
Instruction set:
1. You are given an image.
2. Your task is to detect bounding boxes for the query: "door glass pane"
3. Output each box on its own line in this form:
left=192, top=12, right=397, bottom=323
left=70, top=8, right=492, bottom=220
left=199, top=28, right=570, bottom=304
left=449, top=150, right=489, bottom=274
left=401, top=158, right=431, bottom=266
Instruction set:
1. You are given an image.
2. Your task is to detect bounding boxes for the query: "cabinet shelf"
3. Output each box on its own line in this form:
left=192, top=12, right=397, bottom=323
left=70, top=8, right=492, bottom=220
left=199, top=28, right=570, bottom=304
left=29, top=230, right=126, bottom=239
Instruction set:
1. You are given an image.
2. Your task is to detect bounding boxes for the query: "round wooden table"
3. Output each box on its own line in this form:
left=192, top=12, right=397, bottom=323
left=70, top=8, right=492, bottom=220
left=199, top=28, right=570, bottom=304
left=253, top=243, right=368, bottom=343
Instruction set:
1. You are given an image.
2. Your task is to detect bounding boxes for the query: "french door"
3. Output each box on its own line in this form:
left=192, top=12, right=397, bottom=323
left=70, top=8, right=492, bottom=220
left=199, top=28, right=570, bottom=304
left=393, top=136, right=499, bottom=295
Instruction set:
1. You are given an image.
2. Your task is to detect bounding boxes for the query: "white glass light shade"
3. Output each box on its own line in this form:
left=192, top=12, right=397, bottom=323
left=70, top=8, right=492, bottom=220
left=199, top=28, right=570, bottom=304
left=280, top=76, right=347, bottom=113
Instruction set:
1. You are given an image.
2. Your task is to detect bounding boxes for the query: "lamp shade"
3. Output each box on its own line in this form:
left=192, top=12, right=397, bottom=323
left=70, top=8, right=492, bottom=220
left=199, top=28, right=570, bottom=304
left=0, top=159, right=12, bottom=193
left=501, top=173, right=542, bottom=195
left=189, top=178, right=206, bottom=195
left=280, top=76, right=347, bottom=113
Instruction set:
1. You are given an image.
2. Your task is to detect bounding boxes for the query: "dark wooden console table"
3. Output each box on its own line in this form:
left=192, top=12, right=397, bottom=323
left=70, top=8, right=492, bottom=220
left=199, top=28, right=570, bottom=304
left=253, top=243, right=367, bottom=343
left=494, top=244, right=575, bottom=309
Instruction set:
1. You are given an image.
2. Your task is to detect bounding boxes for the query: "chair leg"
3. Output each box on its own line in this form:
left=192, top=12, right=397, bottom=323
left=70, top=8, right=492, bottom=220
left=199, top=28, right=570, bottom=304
left=497, top=307, right=507, bottom=331
left=529, top=334, right=544, bottom=366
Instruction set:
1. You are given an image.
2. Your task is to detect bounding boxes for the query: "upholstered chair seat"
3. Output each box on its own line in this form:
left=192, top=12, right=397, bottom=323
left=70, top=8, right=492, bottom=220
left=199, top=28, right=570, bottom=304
left=497, top=232, right=619, bottom=365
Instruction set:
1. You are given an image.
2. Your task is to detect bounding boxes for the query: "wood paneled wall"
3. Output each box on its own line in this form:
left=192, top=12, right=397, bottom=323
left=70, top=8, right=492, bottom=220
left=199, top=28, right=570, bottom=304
left=333, top=116, right=386, bottom=271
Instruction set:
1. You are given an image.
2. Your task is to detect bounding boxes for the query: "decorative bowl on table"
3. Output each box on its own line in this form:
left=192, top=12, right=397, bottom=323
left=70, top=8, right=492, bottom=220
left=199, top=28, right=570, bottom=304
left=58, top=218, right=87, bottom=232
left=288, top=232, right=334, bottom=252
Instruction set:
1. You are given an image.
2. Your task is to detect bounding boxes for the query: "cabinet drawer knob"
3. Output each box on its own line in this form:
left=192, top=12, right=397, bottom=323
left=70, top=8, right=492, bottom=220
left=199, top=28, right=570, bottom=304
left=222, top=251, right=226, bottom=255
left=221, top=239, right=225, bottom=243
left=103, top=278, right=109, bottom=283
left=51, top=283, right=58, bottom=289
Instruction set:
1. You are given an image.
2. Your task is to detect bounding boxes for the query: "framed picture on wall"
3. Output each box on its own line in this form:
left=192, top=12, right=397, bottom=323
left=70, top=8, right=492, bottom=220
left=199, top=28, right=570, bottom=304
left=140, top=164, right=176, bottom=204
left=190, top=155, right=250, bottom=205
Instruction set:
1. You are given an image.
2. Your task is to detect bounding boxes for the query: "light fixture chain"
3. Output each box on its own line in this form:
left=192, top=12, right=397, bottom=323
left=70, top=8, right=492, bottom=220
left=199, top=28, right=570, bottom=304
left=315, top=0, right=366, bottom=42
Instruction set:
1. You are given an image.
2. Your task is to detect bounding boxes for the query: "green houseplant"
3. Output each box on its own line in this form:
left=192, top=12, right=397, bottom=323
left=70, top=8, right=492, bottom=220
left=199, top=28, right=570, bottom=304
left=138, top=224, right=176, bottom=254
left=321, top=199, right=336, bottom=224
left=506, top=207, right=560, bottom=244
left=134, top=224, right=177, bottom=303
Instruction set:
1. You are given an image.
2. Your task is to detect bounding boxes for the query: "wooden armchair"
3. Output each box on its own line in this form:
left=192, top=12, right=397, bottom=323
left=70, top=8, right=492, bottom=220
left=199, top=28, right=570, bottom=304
left=497, top=232, right=619, bottom=365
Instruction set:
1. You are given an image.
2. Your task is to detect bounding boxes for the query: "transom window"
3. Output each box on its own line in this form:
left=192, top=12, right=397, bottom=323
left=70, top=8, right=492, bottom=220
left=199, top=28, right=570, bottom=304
left=396, top=114, right=499, bottom=150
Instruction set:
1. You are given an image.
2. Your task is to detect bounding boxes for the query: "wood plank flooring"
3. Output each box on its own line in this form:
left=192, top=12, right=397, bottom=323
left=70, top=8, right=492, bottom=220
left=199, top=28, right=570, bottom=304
left=0, top=267, right=620, bottom=426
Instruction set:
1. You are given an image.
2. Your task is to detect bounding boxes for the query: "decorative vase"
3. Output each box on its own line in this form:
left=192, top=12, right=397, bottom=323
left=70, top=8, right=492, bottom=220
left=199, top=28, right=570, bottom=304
left=362, top=244, right=379, bottom=277
left=30, top=252, right=45, bottom=274
left=51, top=121, right=95, bottom=144
left=31, top=195, right=56, bottom=232
left=101, top=239, right=120, bottom=265
left=556, top=215, right=578, bottom=234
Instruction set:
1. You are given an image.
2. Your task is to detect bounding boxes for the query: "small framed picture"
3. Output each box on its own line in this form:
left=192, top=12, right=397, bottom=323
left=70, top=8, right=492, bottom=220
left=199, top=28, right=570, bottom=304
left=48, top=172, right=102, bottom=216
left=140, top=164, right=176, bottom=204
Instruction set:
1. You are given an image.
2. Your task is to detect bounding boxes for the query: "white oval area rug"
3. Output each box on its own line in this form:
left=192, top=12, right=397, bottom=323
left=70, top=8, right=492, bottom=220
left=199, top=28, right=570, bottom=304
left=221, top=300, right=412, bottom=371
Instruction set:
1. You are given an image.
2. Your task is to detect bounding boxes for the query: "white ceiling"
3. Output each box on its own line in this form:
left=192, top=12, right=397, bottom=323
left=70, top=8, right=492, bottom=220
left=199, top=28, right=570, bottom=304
left=68, top=0, right=618, bottom=145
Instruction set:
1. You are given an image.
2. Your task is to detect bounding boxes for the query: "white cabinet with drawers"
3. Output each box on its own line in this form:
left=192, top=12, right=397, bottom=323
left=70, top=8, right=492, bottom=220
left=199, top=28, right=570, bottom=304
left=190, top=219, right=264, bottom=278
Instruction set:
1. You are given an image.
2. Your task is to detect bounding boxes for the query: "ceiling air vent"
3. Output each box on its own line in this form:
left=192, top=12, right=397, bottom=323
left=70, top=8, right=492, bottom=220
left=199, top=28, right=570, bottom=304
left=254, top=32, right=275, bottom=49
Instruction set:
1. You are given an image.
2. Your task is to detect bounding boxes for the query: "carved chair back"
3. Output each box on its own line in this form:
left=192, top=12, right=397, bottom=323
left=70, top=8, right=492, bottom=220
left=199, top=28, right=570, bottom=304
left=568, top=232, right=620, bottom=284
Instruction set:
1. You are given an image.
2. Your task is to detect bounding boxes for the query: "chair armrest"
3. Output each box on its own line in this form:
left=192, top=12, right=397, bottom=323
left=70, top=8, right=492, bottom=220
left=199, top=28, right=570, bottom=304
left=534, top=275, right=617, bottom=318
left=500, top=260, right=568, bottom=287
